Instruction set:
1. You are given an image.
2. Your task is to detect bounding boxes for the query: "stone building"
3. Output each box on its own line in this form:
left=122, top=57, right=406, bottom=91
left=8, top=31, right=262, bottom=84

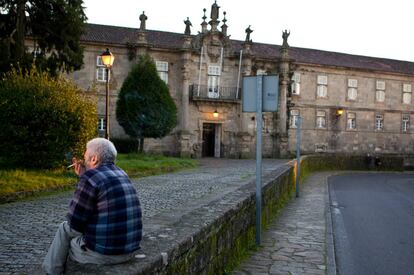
left=71, top=1, right=414, bottom=158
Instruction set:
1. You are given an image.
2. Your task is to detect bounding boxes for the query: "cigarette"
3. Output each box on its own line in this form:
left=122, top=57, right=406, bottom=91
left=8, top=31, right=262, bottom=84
left=67, top=163, right=76, bottom=169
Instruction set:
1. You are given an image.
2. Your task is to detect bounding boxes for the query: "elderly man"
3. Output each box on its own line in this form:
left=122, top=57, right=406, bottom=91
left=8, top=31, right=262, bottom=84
left=43, top=138, right=143, bottom=275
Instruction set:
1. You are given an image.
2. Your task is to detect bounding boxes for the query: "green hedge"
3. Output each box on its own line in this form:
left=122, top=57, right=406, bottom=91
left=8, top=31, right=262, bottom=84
left=0, top=68, right=97, bottom=168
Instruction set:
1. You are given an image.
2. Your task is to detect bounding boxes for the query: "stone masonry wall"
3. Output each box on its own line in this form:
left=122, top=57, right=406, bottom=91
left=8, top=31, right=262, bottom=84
left=288, top=64, right=414, bottom=155
left=66, top=164, right=295, bottom=274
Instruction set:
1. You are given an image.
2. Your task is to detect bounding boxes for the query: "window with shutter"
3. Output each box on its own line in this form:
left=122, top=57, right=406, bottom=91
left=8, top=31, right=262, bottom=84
left=291, top=72, right=301, bottom=95
left=316, top=75, right=328, bottom=98
left=156, top=61, right=169, bottom=84
left=96, top=56, right=109, bottom=82
left=402, top=83, right=412, bottom=104
left=376, top=80, right=385, bottom=102
left=347, top=112, right=356, bottom=130
left=316, top=111, right=326, bottom=128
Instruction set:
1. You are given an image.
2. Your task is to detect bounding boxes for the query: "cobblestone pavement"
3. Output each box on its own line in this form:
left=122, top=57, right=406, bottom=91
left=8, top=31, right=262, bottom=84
left=232, top=172, right=329, bottom=275
left=0, top=158, right=287, bottom=274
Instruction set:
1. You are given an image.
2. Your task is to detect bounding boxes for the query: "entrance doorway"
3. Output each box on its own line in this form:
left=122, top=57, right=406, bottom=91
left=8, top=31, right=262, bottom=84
left=202, top=123, right=221, bottom=157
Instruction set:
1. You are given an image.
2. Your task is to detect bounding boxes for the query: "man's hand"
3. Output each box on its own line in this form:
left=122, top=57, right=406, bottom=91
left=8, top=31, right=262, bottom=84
left=72, top=158, right=86, bottom=176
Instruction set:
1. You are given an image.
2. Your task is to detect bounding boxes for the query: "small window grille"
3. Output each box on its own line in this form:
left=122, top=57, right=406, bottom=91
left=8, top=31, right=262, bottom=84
left=402, top=115, right=410, bottom=132
left=290, top=109, right=300, bottom=128
left=375, top=114, right=384, bottom=130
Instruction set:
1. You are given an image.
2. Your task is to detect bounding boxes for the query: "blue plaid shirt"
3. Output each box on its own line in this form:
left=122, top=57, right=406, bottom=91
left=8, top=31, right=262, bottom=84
left=67, top=162, right=142, bottom=255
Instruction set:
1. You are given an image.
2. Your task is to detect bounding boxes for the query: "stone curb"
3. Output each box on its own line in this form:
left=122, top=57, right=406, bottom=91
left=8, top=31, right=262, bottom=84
left=325, top=174, right=337, bottom=275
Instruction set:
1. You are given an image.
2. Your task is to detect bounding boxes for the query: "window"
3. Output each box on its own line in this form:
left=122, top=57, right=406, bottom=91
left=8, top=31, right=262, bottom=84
left=96, top=56, right=109, bottom=82
left=402, top=83, right=412, bottom=104
left=291, top=72, right=301, bottom=95
left=290, top=109, right=300, bottom=128
left=98, top=117, right=106, bottom=131
left=208, top=65, right=221, bottom=75
left=347, top=112, right=356, bottom=130
left=96, top=68, right=109, bottom=82
left=402, top=115, right=410, bottom=132
left=317, top=75, right=328, bottom=98
left=375, top=114, right=384, bottom=130
left=316, top=110, right=326, bottom=128
left=208, top=65, right=221, bottom=98
left=156, top=61, right=169, bottom=84
left=376, top=80, right=385, bottom=102
left=348, top=79, right=358, bottom=100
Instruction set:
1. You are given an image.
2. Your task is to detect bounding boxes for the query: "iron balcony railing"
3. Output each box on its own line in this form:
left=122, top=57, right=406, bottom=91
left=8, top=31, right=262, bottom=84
left=190, top=84, right=241, bottom=102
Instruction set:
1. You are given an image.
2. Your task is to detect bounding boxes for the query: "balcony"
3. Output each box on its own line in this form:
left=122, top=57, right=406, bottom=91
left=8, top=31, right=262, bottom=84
left=190, top=84, right=241, bottom=103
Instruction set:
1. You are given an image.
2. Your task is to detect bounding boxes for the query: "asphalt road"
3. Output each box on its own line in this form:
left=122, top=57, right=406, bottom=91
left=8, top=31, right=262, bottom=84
left=329, top=173, right=414, bottom=275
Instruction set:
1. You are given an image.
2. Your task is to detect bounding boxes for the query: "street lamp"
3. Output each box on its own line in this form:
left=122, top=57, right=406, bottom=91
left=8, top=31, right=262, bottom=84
left=336, top=108, right=344, bottom=117
left=100, top=48, right=115, bottom=139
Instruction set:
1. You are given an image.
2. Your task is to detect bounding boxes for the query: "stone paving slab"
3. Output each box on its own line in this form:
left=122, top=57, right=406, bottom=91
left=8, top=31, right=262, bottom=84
left=232, top=172, right=330, bottom=275
left=0, top=158, right=287, bottom=274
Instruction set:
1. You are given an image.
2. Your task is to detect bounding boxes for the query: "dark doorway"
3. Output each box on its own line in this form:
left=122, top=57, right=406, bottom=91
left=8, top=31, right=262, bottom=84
left=202, top=123, right=215, bottom=157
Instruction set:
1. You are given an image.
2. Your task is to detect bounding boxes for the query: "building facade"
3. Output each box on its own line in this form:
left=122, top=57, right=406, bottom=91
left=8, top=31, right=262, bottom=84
left=71, top=1, right=414, bottom=158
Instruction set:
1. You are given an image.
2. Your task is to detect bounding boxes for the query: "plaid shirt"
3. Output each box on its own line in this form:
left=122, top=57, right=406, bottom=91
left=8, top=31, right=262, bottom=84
left=67, top=162, right=142, bottom=255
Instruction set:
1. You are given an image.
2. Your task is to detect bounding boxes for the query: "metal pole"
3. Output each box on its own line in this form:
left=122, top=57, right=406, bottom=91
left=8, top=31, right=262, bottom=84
left=217, top=47, right=223, bottom=96
left=105, top=67, right=110, bottom=140
left=296, top=116, right=302, bottom=197
left=197, top=46, right=203, bottom=96
left=255, top=75, right=263, bottom=245
left=236, top=50, right=243, bottom=99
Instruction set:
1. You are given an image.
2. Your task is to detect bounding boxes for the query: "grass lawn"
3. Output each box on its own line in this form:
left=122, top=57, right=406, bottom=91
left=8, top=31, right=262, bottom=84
left=0, top=154, right=197, bottom=203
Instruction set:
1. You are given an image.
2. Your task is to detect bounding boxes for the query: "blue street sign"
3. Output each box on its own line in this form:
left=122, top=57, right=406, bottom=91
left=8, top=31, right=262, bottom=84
left=242, top=75, right=279, bottom=112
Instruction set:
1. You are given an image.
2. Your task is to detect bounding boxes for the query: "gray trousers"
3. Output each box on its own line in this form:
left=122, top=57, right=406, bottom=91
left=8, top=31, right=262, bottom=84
left=42, top=221, right=136, bottom=275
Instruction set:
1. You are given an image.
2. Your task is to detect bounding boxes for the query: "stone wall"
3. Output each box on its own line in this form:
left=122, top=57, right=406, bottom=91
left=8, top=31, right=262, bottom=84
left=288, top=64, right=414, bottom=155
left=66, top=164, right=295, bottom=274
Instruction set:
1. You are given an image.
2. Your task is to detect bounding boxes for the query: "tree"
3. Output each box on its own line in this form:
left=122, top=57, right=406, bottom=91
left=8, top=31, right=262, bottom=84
left=0, top=66, right=97, bottom=168
left=116, top=54, right=177, bottom=152
left=0, top=0, right=87, bottom=75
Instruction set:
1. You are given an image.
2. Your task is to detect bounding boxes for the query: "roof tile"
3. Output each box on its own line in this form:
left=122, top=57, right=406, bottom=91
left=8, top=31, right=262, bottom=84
left=83, top=23, right=414, bottom=75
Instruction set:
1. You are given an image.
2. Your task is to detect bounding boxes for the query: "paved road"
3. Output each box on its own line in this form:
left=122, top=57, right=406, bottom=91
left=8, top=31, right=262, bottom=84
left=0, top=158, right=287, bottom=274
left=329, top=173, right=414, bottom=275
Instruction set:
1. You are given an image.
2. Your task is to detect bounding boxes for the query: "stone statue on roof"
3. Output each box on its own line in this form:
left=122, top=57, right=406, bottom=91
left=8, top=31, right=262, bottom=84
left=245, top=25, right=253, bottom=42
left=211, top=1, right=220, bottom=21
left=184, top=17, right=192, bottom=35
left=282, top=30, right=290, bottom=47
left=139, top=11, right=147, bottom=30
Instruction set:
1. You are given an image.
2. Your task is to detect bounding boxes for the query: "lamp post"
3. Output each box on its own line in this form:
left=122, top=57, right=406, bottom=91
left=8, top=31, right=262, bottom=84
left=100, top=48, right=115, bottom=139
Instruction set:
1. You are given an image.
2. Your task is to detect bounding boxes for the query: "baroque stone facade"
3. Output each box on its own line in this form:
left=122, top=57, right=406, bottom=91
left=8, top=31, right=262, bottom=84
left=69, top=1, right=414, bottom=158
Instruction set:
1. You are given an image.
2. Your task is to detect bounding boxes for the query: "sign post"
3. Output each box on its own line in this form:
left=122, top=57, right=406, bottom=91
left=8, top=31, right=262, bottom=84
left=296, top=117, right=302, bottom=198
left=242, top=75, right=278, bottom=245
left=255, top=75, right=263, bottom=245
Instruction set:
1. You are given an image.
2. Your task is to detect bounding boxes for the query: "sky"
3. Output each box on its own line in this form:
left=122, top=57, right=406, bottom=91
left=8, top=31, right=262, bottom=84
left=83, top=0, right=414, bottom=62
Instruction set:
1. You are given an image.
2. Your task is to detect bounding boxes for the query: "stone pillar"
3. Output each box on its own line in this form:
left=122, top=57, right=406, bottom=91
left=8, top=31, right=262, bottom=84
left=279, top=60, right=289, bottom=135
left=181, top=66, right=190, bottom=132
left=179, top=36, right=193, bottom=157
left=277, top=30, right=291, bottom=157
left=239, top=42, right=254, bottom=158
left=137, top=31, right=147, bottom=45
